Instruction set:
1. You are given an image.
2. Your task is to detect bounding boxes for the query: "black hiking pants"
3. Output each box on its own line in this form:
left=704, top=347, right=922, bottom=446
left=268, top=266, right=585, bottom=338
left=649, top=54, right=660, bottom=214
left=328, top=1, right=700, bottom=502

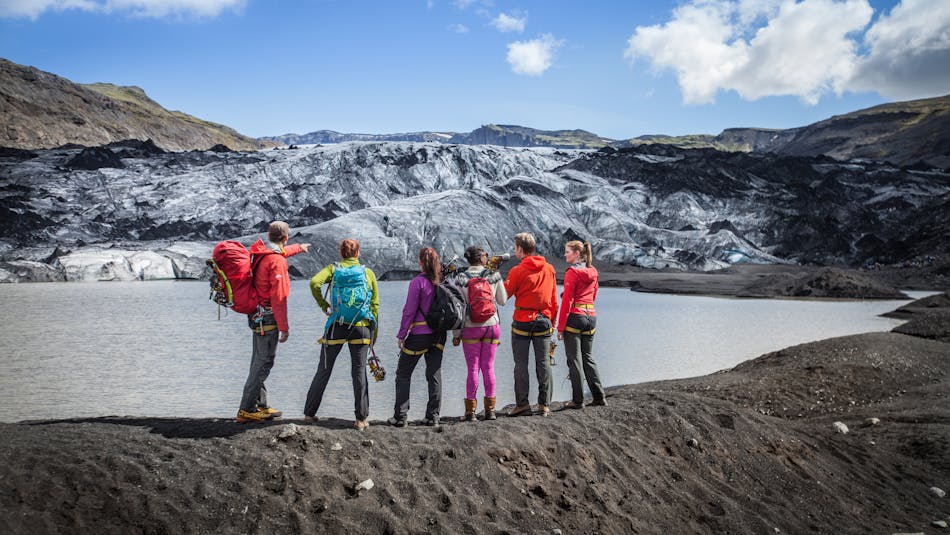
left=304, top=322, right=372, bottom=421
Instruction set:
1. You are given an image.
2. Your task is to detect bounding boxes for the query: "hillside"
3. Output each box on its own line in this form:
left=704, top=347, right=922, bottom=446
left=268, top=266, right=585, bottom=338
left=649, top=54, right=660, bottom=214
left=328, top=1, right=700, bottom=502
left=612, top=94, right=950, bottom=168
left=0, top=58, right=265, bottom=151
left=766, top=94, right=950, bottom=168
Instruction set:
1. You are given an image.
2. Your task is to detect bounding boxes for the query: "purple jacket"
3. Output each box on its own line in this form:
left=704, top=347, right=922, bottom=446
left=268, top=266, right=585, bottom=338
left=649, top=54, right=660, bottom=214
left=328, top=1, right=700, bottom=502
left=397, top=274, right=435, bottom=339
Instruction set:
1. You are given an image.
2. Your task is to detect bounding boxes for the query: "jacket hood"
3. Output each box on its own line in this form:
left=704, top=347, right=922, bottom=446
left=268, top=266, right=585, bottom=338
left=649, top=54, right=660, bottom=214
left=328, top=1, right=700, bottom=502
left=520, top=255, right=549, bottom=272
left=569, top=264, right=597, bottom=284
left=249, top=238, right=280, bottom=255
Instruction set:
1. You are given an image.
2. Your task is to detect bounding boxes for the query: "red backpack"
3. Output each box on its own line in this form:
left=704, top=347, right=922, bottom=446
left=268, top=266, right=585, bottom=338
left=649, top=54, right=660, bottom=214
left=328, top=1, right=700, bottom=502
left=466, top=271, right=496, bottom=323
left=206, top=240, right=273, bottom=314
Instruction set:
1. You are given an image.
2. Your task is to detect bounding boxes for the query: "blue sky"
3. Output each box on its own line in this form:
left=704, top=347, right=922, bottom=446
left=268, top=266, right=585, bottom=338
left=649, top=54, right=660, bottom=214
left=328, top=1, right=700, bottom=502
left=1, top=0, right=948, bottom=139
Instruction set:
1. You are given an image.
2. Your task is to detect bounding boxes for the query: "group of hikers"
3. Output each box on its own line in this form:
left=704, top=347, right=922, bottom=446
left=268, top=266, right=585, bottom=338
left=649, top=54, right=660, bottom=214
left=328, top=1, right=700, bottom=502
left=234, top=221, right=606, bottom=430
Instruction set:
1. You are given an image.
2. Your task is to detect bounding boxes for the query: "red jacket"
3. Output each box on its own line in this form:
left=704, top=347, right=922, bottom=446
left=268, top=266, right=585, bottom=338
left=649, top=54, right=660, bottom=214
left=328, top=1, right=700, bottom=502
left=250, top=239, right=305, bottom=332
left=557, top=265, right=599, bottom=333
left=504, top=255, right=558, bottom=323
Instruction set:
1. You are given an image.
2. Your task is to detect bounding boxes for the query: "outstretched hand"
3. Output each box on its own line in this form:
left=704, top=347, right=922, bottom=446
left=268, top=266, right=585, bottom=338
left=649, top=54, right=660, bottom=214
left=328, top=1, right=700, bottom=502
left=300, top=243, right=311, bottom=253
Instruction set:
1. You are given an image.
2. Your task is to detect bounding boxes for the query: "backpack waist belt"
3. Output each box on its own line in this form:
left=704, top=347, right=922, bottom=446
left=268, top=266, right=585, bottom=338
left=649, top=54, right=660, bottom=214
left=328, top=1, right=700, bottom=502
left=511, top=327, right=554, bottom=337
left=401, top=343, right=445, bottom=356
left=319, top=337, right=372, bottom=345
left=564, top=326, right=596, bottom=335
left=462, top=337, right=501, bottom=345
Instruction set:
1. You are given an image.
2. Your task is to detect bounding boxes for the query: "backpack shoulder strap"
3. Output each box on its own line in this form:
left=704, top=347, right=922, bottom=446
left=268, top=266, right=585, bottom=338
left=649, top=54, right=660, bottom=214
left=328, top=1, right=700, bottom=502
left=250, top=249, right=277, bottom=277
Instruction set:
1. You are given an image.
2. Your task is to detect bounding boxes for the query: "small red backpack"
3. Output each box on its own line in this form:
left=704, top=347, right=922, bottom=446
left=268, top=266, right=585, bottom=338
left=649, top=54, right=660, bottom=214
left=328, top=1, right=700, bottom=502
left=466, top=271, right=496, bottom=323
left=206, top=240, right=273, bottom=314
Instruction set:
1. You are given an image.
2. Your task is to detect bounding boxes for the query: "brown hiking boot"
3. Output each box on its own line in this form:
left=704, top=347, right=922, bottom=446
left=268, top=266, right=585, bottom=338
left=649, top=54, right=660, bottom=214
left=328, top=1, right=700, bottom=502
left=564, top=400, right=584, bottom=409
left=461, top=398, right=477, bottom=422
left=483, top=396, right=497, bottom=421
left=589, top=398, right=608, bottom=407
left=538, top=404, right=551, bottom=417
left=354, top=419, right=369, bottom=430
left=508, top=403, right=532, bottom=417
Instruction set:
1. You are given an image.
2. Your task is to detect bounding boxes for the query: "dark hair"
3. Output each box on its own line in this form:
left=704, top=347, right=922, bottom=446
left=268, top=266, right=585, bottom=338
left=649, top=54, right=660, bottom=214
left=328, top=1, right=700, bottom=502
left=419, top=247, right=441, bottom=284
left=566, top=240, right=593, bottom=267
left=464, top=245, right=487, bottom=266
left=340, top=238, right=360, bottom=259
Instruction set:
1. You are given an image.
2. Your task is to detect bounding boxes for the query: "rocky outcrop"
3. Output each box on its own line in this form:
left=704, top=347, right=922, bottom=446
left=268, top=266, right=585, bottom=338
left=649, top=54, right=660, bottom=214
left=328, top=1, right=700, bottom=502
left=0, top=58, right=266, bottom=151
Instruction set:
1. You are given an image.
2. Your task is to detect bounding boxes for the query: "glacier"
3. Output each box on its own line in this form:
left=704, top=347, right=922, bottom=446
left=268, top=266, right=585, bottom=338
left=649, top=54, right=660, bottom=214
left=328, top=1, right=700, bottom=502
left=0, top=141, right=946, bottom=282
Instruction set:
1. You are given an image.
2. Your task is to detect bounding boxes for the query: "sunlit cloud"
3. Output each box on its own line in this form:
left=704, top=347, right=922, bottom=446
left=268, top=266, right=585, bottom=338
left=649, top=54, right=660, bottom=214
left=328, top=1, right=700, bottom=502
left=447, top=23, right=469, bottom=34
left=625, top=0, right=950, bottom=105
left=491, top=12, right=525, bottom=33
left=507, top=33, right=563, bottom=76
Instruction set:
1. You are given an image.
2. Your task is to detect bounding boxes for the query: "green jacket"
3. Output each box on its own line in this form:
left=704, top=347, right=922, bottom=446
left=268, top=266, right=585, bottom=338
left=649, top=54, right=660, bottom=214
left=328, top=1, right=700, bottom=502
left=310, top=258, right=380, bottom=327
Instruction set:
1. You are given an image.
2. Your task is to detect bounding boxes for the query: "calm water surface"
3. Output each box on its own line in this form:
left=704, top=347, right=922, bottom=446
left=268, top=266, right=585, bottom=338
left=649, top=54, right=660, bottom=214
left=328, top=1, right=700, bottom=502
left=0, top=280, right=922, bottom=422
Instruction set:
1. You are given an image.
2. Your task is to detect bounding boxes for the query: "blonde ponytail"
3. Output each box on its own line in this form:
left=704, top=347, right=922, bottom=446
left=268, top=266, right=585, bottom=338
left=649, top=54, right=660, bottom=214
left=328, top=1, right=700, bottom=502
left=583, top=242, right=593, bottom=267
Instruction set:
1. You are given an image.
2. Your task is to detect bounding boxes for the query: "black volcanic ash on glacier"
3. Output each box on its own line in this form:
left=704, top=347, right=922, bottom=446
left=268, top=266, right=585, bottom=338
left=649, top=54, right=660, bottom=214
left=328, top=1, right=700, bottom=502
left=0, top=141, right=946, bottom=282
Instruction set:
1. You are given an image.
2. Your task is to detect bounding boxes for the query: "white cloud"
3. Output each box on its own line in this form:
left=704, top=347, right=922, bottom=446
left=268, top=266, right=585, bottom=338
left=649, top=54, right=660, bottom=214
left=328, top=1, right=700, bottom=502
left=491, top=12, right=525, bottom=33
left=0, top=0, right=244, bottom=19
left=506, top=33, right=562, bottom=76
left=625, top=0, right=950, bottom=105
left=447, top=23, right=469, bottom=34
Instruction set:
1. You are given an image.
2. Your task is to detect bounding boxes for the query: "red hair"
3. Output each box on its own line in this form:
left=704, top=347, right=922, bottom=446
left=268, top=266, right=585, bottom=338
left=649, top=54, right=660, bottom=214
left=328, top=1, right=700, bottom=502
left=340, top=238, right=360, bottom=259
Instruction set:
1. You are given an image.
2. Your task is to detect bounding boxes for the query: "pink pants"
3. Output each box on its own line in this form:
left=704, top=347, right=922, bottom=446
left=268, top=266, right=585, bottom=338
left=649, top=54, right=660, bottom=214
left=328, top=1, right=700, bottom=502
left=461, top=325, right=500, bottom=399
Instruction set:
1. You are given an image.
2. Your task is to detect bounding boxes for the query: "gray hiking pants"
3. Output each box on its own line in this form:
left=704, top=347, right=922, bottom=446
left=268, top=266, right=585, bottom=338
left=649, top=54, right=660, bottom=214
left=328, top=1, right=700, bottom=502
left=240, top=328, right=279, bottom=412
left=511, top=316, right=554, bottom=407
left=563, top=313, right=605, bottom=404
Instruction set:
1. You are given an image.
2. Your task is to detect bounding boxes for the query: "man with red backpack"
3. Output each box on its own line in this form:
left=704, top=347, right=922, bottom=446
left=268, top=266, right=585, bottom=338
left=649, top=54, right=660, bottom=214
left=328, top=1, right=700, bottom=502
left=450, top=245, right=508, bottom=422
left=236, top=221, right=309, bottom=423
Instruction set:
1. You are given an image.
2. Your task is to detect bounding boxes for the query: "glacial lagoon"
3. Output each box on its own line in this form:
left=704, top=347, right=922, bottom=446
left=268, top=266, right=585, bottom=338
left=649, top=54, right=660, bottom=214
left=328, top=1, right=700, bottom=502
left=0, top=280, right=923, bottom=422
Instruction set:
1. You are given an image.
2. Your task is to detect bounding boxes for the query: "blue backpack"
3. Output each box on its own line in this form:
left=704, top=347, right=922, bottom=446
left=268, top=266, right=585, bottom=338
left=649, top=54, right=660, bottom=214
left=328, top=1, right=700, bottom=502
left=326, top=263, right=374, bottom=329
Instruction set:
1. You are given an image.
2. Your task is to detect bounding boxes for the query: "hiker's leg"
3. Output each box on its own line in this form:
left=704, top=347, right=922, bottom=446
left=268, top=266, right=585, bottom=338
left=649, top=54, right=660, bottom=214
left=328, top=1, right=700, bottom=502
left=394, top=350, right=420, bottom=420
left=580, top=316, right=604, bottom=401
left=481, top=325, right=500, bottom=398
left=241, top=329, right=279, bottom=413
left=423, top=333, right=446, bottom=421
left=564, top=328, right=584, bottom=404
left=461, top=326, right=482, bottom=399
left=303, top=338, right=342, bottom=417
left=511, top=323, right=531, bottom=407
left=532, top=317, right=553, bottom=407
left=348, top=326, right=371, bottom=422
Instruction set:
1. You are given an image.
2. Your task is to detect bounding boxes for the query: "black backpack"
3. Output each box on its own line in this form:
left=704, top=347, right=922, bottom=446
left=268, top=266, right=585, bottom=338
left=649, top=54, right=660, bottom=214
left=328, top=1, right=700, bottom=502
left=425, top=281, right=466, bottom=331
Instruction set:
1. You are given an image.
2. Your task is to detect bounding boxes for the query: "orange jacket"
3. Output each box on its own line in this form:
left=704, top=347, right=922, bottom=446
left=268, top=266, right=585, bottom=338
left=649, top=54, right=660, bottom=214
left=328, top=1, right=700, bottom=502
left=250, top=239, right=305, bottom=332
left=504, top=255, right=558, bottom=323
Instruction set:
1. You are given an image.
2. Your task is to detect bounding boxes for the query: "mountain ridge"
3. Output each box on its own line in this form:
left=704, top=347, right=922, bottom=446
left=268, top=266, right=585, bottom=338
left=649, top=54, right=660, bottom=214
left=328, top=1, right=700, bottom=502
left=263, top=95, right=950, bottom=168
left=0, top=58, right=266, bottom=151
